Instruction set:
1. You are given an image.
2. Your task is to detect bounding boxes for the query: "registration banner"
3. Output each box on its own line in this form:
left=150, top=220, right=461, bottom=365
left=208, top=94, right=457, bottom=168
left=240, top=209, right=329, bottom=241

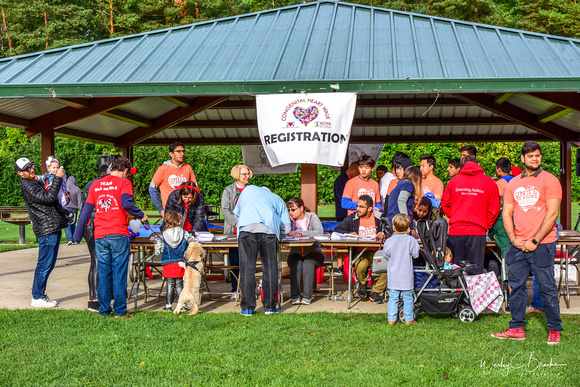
left=256, top=93, right=357, bottom=167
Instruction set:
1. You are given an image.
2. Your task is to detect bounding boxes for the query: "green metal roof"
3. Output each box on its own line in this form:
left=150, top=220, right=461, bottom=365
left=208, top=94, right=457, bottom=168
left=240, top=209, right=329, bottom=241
left=1, top=0, right=579, bottom=98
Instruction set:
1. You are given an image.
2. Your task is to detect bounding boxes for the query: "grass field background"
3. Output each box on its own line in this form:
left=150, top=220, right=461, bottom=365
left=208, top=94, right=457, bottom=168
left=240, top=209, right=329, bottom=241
left=0, top=310, right=578, bottom=385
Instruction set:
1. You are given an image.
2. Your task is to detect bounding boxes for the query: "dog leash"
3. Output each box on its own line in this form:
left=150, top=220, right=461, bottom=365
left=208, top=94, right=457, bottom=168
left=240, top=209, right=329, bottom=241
left=149, top=227, right=202, bottom=273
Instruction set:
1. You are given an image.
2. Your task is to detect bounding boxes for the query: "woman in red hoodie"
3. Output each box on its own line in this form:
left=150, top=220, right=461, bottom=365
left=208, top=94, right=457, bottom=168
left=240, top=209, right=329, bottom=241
left=441, top=156, right=500, bottom=274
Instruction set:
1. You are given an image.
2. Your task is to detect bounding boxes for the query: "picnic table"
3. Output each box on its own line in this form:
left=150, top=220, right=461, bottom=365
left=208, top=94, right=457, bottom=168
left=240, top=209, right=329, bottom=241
left=0, top=206, right=30, bottom=245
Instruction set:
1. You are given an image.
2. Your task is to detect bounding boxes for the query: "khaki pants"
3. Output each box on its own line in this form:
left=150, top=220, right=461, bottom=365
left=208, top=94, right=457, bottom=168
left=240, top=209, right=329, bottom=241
left=353, top=250, right=388, bottom=293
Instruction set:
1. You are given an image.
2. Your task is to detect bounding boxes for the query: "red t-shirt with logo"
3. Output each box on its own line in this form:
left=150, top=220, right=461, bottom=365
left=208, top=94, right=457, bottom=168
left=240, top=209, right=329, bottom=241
left=87, top=175, right=133, bottom=239
left=151, top=163, right=196, bottom=208
left=342, top=177, right=381, bottom=215
left=504, top=169, right=562, bottom=243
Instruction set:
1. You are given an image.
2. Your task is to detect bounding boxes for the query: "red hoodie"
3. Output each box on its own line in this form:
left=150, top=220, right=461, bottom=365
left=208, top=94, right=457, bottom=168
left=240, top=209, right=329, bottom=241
left=441, top=161, right=500, bottom=236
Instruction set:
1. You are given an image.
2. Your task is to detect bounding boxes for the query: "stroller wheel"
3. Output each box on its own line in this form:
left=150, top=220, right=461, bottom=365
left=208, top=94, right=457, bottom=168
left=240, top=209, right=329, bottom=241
left=398, top=304, right=418, bottom=323
left=458, top=306, right=476, bottom=323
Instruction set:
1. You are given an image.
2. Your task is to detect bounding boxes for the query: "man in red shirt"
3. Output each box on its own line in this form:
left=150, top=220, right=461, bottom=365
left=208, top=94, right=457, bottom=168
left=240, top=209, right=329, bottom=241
left=75, top=156, right=148, bottom=318
left=441, top=156, right=500, bottom=274
left=492, top=141, right=563, bottom=344
left=149, top=142, right=196, bottom=217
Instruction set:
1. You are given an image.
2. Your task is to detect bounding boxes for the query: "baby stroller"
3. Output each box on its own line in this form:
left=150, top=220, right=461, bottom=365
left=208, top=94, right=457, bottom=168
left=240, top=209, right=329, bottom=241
left=399, top=219, right=476, bottom=323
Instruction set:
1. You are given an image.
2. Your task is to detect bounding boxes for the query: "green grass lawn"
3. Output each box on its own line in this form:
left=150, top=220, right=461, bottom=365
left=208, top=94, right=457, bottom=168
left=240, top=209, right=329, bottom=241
left=0, top=310, right=577, bottom=385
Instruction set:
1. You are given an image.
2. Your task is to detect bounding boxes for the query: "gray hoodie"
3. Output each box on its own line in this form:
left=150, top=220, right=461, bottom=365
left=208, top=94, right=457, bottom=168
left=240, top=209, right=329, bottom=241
left=66, top=176, right=82, bottom=210
left=154, top=227, right=196, bottom=256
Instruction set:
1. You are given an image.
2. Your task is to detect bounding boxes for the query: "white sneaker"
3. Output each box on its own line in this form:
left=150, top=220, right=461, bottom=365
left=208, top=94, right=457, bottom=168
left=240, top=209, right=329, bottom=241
left=230, top=293, right=238, bottom=300
left=31, top=296, right=57, bottom=308
left=67, top=241, right=73, bottom=246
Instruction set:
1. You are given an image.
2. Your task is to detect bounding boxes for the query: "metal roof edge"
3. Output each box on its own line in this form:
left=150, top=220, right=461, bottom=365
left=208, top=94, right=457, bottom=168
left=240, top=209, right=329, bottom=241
left=1, top=0, right=579, bottom=63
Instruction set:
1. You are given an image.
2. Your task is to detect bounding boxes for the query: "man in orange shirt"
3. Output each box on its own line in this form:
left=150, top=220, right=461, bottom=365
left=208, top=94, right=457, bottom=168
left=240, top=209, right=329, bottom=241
left=492, top=141, right=562, bottom=344
left=341, top=155, right=382, bottom=215
left=149, top=142, right=197, bottom=217
left=419, top=154, right=444, bottom=201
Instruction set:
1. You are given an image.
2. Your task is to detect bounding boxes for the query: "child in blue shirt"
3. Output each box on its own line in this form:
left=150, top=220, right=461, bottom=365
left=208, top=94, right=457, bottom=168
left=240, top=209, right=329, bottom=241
left=385, top=213, right=420, bottom=325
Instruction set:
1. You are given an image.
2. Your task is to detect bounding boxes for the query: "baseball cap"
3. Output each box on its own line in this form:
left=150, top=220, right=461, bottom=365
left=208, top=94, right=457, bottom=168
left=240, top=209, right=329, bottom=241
left=14, top=157, right=33, bottom=172
left=395, top=158, right=414, bottom=170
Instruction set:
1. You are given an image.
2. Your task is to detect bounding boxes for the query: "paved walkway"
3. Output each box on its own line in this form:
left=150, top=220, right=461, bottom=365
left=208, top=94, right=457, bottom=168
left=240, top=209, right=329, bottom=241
left=1, top=243, right=579, bottom=315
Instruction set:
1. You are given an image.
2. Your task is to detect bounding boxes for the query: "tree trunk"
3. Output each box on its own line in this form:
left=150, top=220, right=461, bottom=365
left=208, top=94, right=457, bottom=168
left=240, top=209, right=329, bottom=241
left=44, top=11, right=48, bottom=48
left=1, top=7, right=13, bottom=51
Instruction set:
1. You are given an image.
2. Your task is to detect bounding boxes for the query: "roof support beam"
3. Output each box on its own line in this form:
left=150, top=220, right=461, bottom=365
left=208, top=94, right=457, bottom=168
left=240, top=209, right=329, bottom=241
left=117, top=96, right=228, bottom=147
left=526, top=92, right=580, bottom=111
left=26, top=97, right=141, bottom=136
left=137, top=133, right=550, bottom=146
left=173, top=116, right=511, bottom=129
left=455, top=93, right=578, bottom=142
left=538, top=106, right=574, bottom=123
left=101, top=109, right=153, bottom=127
left=56, top=127, right=118, bottom=145
left=494, top=93, right=514, bottom=104
left=44, top=98, right=90, bottom=109
left=0, top=113, right=31, bottom=128
left=162, top=96, right=192, bottom=107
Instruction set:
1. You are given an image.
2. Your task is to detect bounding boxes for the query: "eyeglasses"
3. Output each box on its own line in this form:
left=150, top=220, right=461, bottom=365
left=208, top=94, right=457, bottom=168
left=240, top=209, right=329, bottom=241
left=25, top=165, right=35, bottom=173
left=173, top=150, right=185, bottom=154
left=240, top=173, right=250, bottom=176
left=356, top=205, right=370, bottom=208
left=288, top=207, right=300, bottom=212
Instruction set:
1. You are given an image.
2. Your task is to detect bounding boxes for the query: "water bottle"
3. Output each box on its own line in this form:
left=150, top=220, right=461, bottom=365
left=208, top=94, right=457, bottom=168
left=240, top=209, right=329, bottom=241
left=143, top=220, right=151, bottom=230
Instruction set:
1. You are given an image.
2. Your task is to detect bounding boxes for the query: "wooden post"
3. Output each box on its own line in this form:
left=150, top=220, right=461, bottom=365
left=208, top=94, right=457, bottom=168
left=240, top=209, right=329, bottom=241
left=560, top=141, right=572, bottom=229
left=300, top=164, right=318, bottom=214
left=40, top=119, right=55, bottom=175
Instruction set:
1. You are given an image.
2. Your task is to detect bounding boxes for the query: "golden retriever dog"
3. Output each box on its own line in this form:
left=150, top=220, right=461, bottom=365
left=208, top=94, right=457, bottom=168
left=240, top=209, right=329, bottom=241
left=173, top=241, right=205, bottom=315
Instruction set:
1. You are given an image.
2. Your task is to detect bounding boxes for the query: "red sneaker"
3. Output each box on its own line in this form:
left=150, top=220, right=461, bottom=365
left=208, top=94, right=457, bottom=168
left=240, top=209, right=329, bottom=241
left=491, top=327, right=525, bottom=340
left=547, top=330, right=561, bottom=345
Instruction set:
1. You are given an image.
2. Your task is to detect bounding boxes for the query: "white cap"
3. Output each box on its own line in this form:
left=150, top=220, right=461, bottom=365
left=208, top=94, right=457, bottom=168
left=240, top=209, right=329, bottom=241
left=14, top=157, right=32, bottom=172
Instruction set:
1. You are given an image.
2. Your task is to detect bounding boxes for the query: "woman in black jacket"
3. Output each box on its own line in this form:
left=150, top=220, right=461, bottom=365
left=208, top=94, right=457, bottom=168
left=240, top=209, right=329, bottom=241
left=164, top=181, right=207, bottom=234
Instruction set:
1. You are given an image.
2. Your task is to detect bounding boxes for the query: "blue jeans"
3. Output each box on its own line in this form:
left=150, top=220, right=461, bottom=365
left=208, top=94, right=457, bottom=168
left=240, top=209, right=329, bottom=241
left=387, top=289, right=414, bottom=322
left=506, top=243, right=562, bottom=331
left=530, top=271, right=544, bottom=310
left=95, top=235, right=130, bottom=316
left=64, top=208, right=78, bottom=242
left=32, top=231, right=62, bottom=299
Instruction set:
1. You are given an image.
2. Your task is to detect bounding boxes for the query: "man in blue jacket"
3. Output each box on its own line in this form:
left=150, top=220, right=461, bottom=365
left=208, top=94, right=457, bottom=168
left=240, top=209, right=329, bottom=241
left=234, top=186, right=291, bottom=316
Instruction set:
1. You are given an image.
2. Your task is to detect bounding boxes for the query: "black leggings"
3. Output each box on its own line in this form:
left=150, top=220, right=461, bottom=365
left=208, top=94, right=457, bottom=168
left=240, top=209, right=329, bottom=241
left=84, top=225, right=98, bottom=301
left=166, top=277, right=184, bottom=305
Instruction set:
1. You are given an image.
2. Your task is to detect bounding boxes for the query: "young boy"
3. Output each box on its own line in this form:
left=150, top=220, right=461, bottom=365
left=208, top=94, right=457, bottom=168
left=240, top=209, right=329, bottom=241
left=341, top=155, right=382, bottom=215
left=385, top=213, right=420, bottom=325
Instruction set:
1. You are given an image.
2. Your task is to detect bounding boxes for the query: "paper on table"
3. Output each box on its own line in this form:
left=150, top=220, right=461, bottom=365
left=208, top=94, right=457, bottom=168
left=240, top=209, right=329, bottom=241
left=330, top=232, right=358, bottom=240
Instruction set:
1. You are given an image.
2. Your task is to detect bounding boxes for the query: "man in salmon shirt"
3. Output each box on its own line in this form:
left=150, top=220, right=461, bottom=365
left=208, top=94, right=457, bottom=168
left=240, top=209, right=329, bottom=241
left=419, top=154, right=444, bottom=201
left=149, top=142, right=196, bottom=217
left=341, top=155, right=382, bottom=215
left=492, top=141, right=563, bottom=344
left=74, top=156, right=148, bottom=318
left=441, top=155, right=500, bottom=274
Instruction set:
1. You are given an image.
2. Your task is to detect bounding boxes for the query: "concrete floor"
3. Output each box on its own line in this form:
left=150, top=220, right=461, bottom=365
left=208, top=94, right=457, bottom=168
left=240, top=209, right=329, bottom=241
left=1, top=242, right=579, bottom=315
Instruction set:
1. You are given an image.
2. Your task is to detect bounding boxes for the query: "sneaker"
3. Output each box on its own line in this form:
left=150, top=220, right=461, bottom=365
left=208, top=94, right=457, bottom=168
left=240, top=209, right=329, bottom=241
left=356, top=282, right=367, bottom=298
left=163, top=304, right=172, bottom=312
left=87, top=301, right=100, bottom=312
left=291, top=298, right=301, bottom=305
left=491, top=327, right=525, bottom=340
left=547, top=330, right=561, bottom=345
left=265, top=308, right=280, bottom=315
left=31, top=296, right=57, bottom=308
left=66, top=212, right=76, bottom=225
left=369, top=292, right=384, bottom=304
left=405, top=321, right=417, bottom=325
left=114, top=313, right=133, bottom=319
left=230, top=293, right=238, bottom=300
left=526, top=305, right=543, bottom=314
left=388, top=321, right=397, bottom=325
left=240, top=309, right=254, bottom=317
left=334, top=266, right=344, bottom=276
left=67, top=241, right=73, bottom=246
left=300, top=298, right=311, bottom=305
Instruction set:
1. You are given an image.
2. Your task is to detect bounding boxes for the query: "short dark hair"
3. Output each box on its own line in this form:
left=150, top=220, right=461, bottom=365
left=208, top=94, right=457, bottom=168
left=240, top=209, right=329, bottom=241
left=391, top=152, right=409, bottom=168
left=169, top=141, right=185, bottom=153
left=448, top=158, right=460, bottom=169
left=357, top=155, right=375, bottom=168
left=496, top=157, right=512, bottom=174
left=376, top=165, right=388, bottom=173
left=110, top=156, right=132, bottom=172
left=460, top=145, right=477, bottom=157
left=460, top=155, right=477, bottom=167
left=419, top=154, right=436, bottom=168
left=521, top=141, right=541, bottom=156
left=358, top=195, right=373, bottom=207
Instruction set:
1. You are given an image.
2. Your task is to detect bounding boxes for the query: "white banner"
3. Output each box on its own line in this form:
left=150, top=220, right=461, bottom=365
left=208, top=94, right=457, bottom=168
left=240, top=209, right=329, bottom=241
left=333, top=144, right=386, bottom=171
left=256, top=93, right=357, bottom=167
left=241, top=145, right=298, bottom=175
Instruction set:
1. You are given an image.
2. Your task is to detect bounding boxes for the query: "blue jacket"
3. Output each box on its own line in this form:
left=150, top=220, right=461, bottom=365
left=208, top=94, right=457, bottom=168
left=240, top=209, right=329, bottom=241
left=233, top=185, right=291, bottom=240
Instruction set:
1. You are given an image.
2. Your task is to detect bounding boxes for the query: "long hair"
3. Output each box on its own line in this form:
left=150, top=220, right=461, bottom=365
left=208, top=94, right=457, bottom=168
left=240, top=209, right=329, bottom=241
left=403, top=166, right=422, bottom=212
left=164, top=211, right=183, bottom=229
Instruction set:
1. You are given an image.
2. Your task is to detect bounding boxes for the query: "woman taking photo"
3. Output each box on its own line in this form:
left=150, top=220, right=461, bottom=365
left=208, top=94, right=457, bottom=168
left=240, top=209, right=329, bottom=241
left=164, top=181, right=208, bottom=234
left=286, top=197, right=324, bottom=305
left=221, top=165, right=252, bottom=299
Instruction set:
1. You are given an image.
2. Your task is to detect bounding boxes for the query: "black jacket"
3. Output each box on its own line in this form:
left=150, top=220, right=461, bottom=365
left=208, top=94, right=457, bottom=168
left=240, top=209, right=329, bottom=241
left=334, top=212, right=381, bottom=235
left=164, top=190, right=208, bottom=233
left=20, top=175, right=68, bottom=238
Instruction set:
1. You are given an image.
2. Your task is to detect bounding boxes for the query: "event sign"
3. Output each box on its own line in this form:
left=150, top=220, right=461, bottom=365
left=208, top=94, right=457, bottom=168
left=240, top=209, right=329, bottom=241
left=241, top=145, right=298, bottom=175
left=256, top=93, right=357, bottom=167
